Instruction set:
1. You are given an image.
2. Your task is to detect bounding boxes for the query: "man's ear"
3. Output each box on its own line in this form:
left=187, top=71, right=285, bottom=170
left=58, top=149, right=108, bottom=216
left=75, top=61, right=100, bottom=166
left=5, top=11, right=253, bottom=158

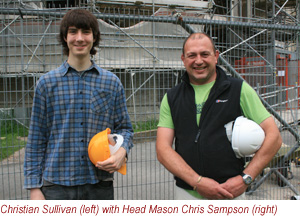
left=215, top=50, right=220, bottom=64
left=181, top=53, right=185, bottom=62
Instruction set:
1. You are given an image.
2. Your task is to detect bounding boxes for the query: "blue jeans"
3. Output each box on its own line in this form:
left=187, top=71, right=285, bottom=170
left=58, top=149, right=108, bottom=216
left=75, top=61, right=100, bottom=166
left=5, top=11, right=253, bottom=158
left=41, top=181, right=114, bottom=200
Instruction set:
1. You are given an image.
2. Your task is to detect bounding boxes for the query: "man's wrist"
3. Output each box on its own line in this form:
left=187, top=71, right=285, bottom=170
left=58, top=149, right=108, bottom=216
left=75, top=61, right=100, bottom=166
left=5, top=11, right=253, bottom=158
left=241, top=173, right=253, bottom=185
left=193, top=176, right=203, bottom=191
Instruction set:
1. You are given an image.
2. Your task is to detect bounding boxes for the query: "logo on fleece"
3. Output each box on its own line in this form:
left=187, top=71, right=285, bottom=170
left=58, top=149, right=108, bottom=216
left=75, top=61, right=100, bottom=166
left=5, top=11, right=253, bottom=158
left=216, top=99, right=228, bottom=103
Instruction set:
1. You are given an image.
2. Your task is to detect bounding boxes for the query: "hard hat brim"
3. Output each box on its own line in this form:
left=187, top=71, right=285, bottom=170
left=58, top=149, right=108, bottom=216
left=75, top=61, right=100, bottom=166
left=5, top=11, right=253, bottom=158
left=88, top=128, right=127, bottom=175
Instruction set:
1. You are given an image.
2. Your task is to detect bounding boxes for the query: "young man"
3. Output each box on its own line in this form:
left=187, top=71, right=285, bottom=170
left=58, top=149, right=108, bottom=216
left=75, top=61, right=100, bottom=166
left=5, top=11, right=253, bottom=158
left=156, top=33, right=282, bottom=200
left=24, top=9, right=133, bottom=200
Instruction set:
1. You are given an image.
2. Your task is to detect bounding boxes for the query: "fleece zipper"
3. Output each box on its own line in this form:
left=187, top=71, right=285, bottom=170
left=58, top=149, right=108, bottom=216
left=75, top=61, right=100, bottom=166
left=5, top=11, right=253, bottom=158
left=194, top=79, right=231, bottom=177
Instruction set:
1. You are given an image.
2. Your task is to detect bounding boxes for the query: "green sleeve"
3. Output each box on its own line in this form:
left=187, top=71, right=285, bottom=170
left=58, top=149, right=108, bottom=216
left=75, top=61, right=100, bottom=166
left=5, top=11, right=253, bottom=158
left=157, top=94, right=174, bottom=129
left=240, top=81, right=271, bottom=124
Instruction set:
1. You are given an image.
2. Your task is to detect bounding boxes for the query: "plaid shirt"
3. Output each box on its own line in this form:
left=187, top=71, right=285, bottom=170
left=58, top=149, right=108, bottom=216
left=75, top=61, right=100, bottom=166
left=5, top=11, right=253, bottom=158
left=24, top=61, right=133, bottom=189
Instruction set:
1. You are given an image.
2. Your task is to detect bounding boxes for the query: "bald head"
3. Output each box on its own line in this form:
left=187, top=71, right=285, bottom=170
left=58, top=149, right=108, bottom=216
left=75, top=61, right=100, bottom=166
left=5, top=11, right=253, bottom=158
left=182, top=33, right=217, bottom=55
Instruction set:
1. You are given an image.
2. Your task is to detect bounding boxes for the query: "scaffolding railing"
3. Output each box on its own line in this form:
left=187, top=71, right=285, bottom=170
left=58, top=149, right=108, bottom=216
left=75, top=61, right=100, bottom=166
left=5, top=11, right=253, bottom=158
left=0, top=1, right=299, bottom=200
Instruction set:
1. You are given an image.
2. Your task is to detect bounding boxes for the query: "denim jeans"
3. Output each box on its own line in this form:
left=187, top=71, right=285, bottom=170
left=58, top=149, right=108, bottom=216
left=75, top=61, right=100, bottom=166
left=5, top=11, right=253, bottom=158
left=41, top=181, right=114, bottom=200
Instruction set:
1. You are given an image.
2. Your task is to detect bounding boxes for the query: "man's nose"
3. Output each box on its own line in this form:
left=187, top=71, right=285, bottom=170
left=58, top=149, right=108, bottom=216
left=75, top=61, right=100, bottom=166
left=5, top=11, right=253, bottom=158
left=76, top=31, right=84, bottom=41
left=195, top=55, right=203, bottom=64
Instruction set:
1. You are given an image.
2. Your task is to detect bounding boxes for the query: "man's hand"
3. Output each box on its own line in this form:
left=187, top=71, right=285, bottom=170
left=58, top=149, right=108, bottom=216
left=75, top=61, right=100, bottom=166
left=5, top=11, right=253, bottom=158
left=220, top=175, right=248, bottom=198
left=195, top=177, right=234, bottom=199
left=30, top=188, right=45, bottom=200
left=96, top=147, right=127, bottom=173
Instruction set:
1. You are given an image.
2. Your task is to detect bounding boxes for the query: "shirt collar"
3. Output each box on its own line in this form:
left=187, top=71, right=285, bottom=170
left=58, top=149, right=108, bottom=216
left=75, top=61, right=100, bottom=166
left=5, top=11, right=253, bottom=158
left=61, top=60, right=100, bottom=76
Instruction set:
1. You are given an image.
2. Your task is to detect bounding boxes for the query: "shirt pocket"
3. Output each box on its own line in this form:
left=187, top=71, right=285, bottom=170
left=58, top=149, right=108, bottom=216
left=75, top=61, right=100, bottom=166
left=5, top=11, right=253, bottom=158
left=90, top=89, right=113, bottom=114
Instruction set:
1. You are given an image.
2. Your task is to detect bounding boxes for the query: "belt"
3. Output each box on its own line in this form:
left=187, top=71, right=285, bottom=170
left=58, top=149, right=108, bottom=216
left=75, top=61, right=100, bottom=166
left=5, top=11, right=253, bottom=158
left=98, top=180, right=113, bottom=187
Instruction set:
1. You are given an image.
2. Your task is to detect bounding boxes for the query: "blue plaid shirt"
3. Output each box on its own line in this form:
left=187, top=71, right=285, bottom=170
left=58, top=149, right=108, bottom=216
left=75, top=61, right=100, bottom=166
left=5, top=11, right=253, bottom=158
left=24, top=61, right=133, bottom=189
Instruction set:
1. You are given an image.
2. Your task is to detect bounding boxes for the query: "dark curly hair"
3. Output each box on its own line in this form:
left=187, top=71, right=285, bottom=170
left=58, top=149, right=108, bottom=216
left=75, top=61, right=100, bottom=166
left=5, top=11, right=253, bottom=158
left=58, top=9, right=101, bottom=56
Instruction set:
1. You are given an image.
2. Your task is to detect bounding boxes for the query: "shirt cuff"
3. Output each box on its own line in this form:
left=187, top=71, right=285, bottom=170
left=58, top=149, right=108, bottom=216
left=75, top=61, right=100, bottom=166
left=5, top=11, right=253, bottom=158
left=23, top=176, right=43, bottom=189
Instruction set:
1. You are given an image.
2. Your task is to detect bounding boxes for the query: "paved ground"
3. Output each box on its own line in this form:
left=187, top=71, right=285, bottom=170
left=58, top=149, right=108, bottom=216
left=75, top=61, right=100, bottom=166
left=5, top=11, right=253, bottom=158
left=0, top=147, right=28, bottom=200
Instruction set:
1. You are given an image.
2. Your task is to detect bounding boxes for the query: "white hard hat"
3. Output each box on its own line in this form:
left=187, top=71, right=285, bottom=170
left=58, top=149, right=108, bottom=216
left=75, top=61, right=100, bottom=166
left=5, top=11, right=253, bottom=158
left=224, top=116, right=265, bottom=158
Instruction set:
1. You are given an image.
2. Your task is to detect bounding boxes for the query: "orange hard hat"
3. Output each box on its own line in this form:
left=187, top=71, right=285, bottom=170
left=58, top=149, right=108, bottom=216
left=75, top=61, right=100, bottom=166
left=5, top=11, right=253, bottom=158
left=88, top=128, right=126, bottom=175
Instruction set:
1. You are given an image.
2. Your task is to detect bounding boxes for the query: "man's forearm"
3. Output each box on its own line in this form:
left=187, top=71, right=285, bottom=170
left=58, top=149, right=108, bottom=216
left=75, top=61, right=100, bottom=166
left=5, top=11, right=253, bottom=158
left=30, top=188, right=45, bottom=200
left=243, top=117, right=282, bottom=179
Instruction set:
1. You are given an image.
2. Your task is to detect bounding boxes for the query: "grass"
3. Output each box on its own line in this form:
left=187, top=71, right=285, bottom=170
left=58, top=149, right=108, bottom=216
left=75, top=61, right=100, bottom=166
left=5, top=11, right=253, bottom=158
left=0, top=134, right=27, bottom=160
left=0, top=116, right=28, bottom=161
left=132, top=119, right=158, bottom=132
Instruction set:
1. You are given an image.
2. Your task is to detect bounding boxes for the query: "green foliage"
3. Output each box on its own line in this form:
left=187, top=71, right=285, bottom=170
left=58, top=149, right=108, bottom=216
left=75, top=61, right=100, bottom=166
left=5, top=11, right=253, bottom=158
left=0, top=114, right=28, bottom=161
left=132, top=119, right=158, bottom=132
left=0, top=134, right=26, bottom=160
left=0, top=115, right=28, bottom=136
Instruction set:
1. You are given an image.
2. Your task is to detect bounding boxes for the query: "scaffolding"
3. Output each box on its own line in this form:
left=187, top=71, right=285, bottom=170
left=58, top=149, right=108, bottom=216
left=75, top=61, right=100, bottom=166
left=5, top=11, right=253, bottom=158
left=0, top=0, right=300, bottom=200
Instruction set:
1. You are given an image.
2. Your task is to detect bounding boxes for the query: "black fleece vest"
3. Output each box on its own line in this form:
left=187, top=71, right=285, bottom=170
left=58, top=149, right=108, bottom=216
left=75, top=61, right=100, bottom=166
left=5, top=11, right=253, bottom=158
left=167, top=66, right=245, bottom=189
